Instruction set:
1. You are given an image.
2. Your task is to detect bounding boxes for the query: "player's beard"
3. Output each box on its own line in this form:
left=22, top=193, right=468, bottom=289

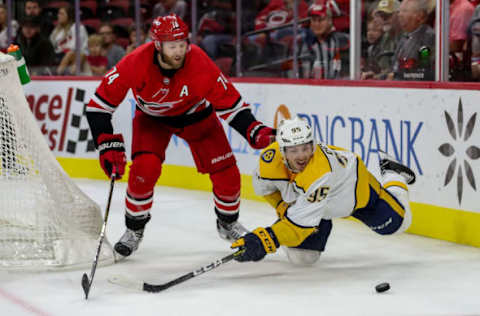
left=160, top=51, right=185, bottom=69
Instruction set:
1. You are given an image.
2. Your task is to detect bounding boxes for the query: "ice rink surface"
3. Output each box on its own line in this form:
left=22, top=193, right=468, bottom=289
left=1, top=179, right=479, bottom=316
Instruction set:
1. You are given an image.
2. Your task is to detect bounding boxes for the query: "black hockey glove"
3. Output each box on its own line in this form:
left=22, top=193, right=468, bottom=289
left=231, top=227, right=279, bottom=262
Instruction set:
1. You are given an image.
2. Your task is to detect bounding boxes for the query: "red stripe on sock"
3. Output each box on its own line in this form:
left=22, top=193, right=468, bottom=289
left=126, top=198, right=153, bottom=213
left=214, top=200, right=240, bottom=212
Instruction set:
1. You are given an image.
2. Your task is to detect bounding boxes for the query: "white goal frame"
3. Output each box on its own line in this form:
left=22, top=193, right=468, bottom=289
left=0, top=53, right=114, bottom=270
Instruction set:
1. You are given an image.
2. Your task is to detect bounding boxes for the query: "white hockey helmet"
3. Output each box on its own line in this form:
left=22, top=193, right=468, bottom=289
left=276, top=116, right=315, bottom=154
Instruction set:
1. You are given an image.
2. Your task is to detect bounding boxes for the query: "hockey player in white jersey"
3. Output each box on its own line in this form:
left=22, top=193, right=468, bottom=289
left=231, top=116, right=416, bottom=264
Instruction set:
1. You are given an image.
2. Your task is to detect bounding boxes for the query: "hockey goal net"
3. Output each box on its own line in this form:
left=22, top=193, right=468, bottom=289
left=0, top=53, right=114, bottom=269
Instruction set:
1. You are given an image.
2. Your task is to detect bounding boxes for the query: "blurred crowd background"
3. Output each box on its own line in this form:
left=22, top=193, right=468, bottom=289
left=0, top=0, right=479, bottom=82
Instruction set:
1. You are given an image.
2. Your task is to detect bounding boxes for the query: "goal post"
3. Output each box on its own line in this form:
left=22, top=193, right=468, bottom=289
left=0, top=53, right=115, bottom=269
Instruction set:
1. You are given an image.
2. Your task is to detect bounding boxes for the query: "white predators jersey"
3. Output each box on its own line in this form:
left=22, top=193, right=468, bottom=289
left=253, top=142, right=371, bottom=228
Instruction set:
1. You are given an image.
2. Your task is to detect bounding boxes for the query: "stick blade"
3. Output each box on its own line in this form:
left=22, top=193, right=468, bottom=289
left=143, top=282, right=170, bottom=293
left=81, top=273, right=91, bottom=299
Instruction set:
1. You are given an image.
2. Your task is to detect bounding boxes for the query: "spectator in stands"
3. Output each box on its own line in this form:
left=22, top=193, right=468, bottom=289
left=449, top=0, right=475, bottom=80
left=255, top=0, right=308, bottom=31
left=298, top=2, right=349, bottom=79
left=57, top=34, right=108, bottom=76
left=469, top=5, right=480, bottom=79
left=450, top=0, right=475, bottom=52
left=24, top=0, right=40, bottom=17
left=153, top=0, right=187, bottom=19
left=365, top=0, right=380, bottom=15
left=16, top=15, right=55, bottom=75
left=85, top=34, right=108, bottom=76
left=98, top=23, right=125, bottom=70
left=24, top=0, right=53, bottom=35
left=361, top=0, right=400, bottom=80
left=387, top=0, right=435, bottom=81
left=0, top=4, right=18, bottom=52
left=316, top=0, right=349, bottom=32
left=254, top=0, right=308, bottom=46
left=361, top=19, right=389, bottom=79
left=371, top=0, right=401, bottom=47
left=56, top=52, right=85, bottom=76
left=126, top=26, right=147, bottom=55
left=197, top=0, right=235, bottom=60
left=49, top=5, right=88, bottom=65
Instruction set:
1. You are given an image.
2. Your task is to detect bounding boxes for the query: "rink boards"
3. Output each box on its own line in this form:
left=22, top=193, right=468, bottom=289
left=24, top=78, right=480, bottom=247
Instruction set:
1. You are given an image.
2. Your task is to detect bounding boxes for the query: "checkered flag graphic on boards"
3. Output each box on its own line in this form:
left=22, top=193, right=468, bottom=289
left=66, top=88, right=96, bottom=154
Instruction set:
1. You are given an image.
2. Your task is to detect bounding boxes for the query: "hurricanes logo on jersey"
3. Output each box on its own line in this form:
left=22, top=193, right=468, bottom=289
left=152, top=87, right=169, bottom=100
left=137, top=96, right=182, bottom=114
left=261, top=149, right=276, bottom=163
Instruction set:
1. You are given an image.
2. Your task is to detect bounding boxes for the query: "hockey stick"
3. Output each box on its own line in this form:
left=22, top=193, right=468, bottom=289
left=108, top=249, right=245, bottom=293
left=81, top=171, right=116, bottom=300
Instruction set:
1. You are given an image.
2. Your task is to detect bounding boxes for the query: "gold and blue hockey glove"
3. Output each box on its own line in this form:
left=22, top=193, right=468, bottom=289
left=231, top=227, right=279, bottom=262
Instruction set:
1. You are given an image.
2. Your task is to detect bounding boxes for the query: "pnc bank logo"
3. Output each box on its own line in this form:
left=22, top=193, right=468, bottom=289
left=438, top=98, right=480, bottom=205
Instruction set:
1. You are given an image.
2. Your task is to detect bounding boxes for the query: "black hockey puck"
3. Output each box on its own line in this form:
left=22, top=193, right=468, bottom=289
left=375, top=282, right=390, bottom=293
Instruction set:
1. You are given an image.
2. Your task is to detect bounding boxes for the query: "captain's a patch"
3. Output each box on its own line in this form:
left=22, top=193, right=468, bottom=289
left=261, top=149, right=276, bottom=163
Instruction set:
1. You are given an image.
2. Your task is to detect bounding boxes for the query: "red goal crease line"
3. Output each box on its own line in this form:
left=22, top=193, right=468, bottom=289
left=0, top=287, right=52, bottom=316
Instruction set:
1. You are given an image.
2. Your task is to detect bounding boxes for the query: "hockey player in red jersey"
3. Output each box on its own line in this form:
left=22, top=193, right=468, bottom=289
left=86, top=14, right=276, bottom=258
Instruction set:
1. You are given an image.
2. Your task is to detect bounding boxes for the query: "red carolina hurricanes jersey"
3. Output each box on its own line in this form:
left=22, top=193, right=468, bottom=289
left=87, top=42, right=247, bottom=122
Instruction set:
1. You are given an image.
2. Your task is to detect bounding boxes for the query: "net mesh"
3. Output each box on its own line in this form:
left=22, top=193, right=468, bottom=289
left=0, top=53, right=114, bottom=270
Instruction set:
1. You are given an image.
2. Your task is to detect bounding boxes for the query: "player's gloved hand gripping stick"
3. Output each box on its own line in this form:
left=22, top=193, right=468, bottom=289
left=82, top=168, right=117, bottom=299
left=97, top=133, right=126, bottom=179
left=231, top=227, right=279, bottom=262
left=108, top=227, right=278, bottom=294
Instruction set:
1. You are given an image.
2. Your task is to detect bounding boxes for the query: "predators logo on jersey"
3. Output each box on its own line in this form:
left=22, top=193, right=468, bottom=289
left=261, top=149, right=276, bottom=163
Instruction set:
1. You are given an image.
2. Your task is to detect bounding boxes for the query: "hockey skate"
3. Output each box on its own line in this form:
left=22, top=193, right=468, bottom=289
left=114, top=228, right=145, bottom=258
left=216, top=219, right=249, bottom=242
left=378, top=150, right=416, bottom=185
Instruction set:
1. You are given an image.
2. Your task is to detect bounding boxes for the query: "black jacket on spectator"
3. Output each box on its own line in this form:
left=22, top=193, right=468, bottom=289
left=16, top=32, right=55, bottom=72
left=31, top=14, right=54, bottom=36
